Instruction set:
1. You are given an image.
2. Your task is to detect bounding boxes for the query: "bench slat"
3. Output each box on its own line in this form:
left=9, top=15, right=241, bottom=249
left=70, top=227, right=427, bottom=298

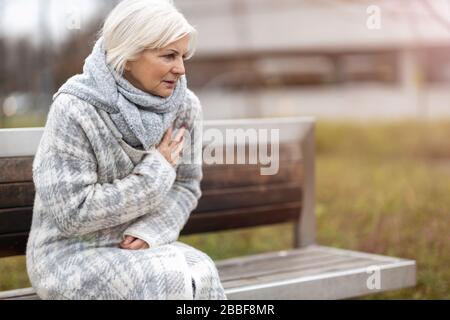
left=0, top=288, right=39, bottom=300
left=218, top=249, right=343, bottom=275
left=1, top=200, right=302, bottom=237
left=0, top=232, right=28, bottom=257
left=218, top=246, right=401, bottom=282
left=0, top=207, right=33, bottom=234
left=220, top=245, right=411, bottom=283
left=0, top=181, right=301, bottom=214
left=0, top=245, right=416, bottom=300
left=202, top=160, right=303, bottom=189
left=196, top=182, right=302, bottom=212
left=0, top=142, right=301, bottom=185
left=217, top=245, right=416, bottom=300
left=0, top=202, right=301, bottom=257
left=0, top=157, right=33, bottom=183
left=183, top=202, right=301, bottom=234
left=0, top=182, right=35, bottom=209
left=222, top=256, right=375, bottom=282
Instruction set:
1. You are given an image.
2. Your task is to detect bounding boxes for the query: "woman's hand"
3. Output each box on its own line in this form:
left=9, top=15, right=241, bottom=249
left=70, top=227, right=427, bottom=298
left=156, top=125, right=186, bottom=166
left=119, top=235, right=149, bottom=250
left=119, top=126, right=186, bottom=250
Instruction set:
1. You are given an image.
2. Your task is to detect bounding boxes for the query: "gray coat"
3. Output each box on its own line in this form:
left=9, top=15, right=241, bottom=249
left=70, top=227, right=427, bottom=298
left=25, top=92, right=227, bottom=300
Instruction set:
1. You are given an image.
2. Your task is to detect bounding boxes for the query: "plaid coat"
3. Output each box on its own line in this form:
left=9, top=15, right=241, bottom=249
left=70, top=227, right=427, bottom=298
left=25, top=92, right=226, bottom=300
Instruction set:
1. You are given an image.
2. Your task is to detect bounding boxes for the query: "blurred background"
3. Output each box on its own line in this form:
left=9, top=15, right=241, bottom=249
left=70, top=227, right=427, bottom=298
left=0, top=0, right=449, bottom=299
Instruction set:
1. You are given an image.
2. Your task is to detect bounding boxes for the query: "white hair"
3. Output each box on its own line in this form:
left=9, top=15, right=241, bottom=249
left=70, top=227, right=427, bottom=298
left=101, top=0, right=197, bottom=75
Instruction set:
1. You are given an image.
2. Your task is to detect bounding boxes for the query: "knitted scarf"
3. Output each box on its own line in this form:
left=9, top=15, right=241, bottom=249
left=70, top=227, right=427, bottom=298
left=53, top=37, right=187, bottom=150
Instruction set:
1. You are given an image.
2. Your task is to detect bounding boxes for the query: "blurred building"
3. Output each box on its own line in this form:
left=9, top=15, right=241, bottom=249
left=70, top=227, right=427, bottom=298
left=178, top=0, right=450, bottom=120
left=1, top=0, right=450, bottom=125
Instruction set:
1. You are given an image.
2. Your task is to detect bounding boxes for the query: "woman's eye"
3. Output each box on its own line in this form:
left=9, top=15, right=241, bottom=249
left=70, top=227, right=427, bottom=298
left=162, top=54, right=187, bottom=61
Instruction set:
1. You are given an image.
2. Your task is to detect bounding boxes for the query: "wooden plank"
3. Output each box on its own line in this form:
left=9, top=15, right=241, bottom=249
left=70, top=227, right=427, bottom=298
left=216, top=245, right=413, bottom=285
left=0, top=144, right=301, bottom=186
left=218, top=246, right=417, bottom=300
left=0, top=202, right=301, bottom=255
left=0, top=156, right=301, bottom=195
left=0, top=182, right=35, bottom=209
left=202, top=160, right=303, bottom=189
left=0, top=246, right=417, bottom=300
left=183, top=202, right=301, bottom=235
left=224, top=260, right=417, bottom=300
left=0, top=182, right=301, bottom=216
left=218, top=249, right=344, bottom=275
left=0, top=147, right=303, bottom=210
left=218, top=246, right=398, bottom=276
left=0, top=288, right=39, bottom=300
left=0, top=232, right=29, bottom=258
left=215, top=245, right=403, bottom=270
left=312, top=245, right=410, bottom=263
left=195, top=182, right=302, bottom=213
left=223, top=259, right=408, bottom=290
left=0, top=157, right=33, bottom=183
left=0, top=128, right=43, bottom=157
left=0, top=145, right=301, bottom=186
left=0, top=207, right=33, bottom=234
left=296, top=121, right=315, bottom=247
left=222, top=257, right=378, bottom=284
left=217, top=245, right=411, bottom=282
left=214, top=244, right=322, bottom=268
left=0, top=118, right=315, bottom=157
left=0, top=202, right=301, bottom=242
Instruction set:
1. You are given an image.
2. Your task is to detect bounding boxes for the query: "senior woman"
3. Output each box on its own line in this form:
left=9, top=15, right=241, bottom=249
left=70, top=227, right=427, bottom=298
left=25, top=0, right=226, bottom=300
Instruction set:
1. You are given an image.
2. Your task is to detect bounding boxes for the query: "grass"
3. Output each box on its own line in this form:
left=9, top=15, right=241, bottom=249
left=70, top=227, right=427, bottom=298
left=0, top=114, right=47, bottom=128
left=314, top=120, right=450, bottom=299
left=1, top=118, right=449, bottom=299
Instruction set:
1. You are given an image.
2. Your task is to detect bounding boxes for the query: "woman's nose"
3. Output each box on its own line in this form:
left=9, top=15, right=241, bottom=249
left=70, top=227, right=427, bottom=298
left=173, top=58, right=185, bottom=75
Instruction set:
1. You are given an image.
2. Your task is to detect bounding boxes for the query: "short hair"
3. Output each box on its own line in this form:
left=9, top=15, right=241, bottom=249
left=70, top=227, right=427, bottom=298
left=101, top=0, right=197, bottom=75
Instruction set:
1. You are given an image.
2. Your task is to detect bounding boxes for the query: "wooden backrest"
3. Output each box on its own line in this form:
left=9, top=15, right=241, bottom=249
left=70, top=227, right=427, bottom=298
left=0, top=117, right=315, bottom=257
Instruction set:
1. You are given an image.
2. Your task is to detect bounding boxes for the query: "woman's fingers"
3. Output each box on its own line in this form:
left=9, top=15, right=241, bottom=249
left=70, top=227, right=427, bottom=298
left=173, top=136, right=185, bottom=151
left=156, top=125, right=187, bottom=166
left=126, top=239, right=149, bottom=250
left=160, top=125, right=173, bottom=146
left=119, top=235, right=135, bottom=248
left=122, top=235, right=134, bottom=245
left=172, top=127, right=186, bottom=144
left=171, top=138, right=185, bottom=162
left=120, top=239, right=149, bottom=250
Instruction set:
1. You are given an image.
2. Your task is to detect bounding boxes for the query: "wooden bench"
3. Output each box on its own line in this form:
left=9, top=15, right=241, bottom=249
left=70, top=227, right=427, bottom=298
left=0, top=117, right=416, bottom=300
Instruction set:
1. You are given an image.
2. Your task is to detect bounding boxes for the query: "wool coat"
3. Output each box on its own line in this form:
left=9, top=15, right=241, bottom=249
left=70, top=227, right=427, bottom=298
left=25, top=91, right=227, bottom=300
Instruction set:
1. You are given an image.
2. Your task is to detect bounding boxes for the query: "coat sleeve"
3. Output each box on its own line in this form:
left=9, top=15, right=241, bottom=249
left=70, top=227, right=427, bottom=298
left=121, top=95, right=204, bottom=247
left=32, top=98, right=177, bottom=238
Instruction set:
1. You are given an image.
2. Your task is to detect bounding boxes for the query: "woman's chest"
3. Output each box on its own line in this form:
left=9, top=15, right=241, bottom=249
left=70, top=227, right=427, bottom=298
left=82, top=102, right=191, bottom=184
left=84, top=111, right=150, bottom=183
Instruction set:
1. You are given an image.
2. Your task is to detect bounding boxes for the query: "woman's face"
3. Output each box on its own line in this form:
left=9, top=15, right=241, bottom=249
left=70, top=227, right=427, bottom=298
left=123, top=35, right=190, bottom=98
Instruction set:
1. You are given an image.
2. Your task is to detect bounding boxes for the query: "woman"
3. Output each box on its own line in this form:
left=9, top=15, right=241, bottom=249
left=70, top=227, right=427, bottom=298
left=26, top=0, right=227, bottom=300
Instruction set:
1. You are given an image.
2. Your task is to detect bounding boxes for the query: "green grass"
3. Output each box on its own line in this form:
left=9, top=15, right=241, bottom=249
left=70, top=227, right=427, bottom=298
left=0, top=114, right=47, bottom=128
left=1, top=119, right=449, bottom=298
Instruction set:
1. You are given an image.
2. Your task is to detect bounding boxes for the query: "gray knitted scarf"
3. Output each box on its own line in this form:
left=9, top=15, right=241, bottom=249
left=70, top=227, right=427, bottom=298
left=53, top=37, right=187, bottom=150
